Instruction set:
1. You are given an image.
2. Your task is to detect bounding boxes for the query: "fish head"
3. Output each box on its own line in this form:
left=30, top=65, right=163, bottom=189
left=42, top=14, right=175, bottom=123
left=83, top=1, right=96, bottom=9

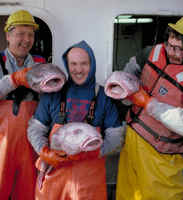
left=50, top=122, right=103, bottom=155
left=26, top=63, right=67, bottom=93
left=104, top=71, right=140, bottom=99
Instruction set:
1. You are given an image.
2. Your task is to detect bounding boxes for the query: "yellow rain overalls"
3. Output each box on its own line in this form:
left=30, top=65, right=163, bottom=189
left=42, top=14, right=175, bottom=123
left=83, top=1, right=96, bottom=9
left=116, top=126, right=183, bottom=200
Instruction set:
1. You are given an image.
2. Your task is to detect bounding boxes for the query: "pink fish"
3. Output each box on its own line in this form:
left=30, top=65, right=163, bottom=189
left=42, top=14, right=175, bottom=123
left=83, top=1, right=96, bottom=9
left=37, top=122, right=103, bottom=189
left=50, top=122, right=103, bottom=155
left=0, top=63, right=66, bottom=99
left=104, top=71, right=140, bottom=99
left=26, top=63, right=66, bottom=93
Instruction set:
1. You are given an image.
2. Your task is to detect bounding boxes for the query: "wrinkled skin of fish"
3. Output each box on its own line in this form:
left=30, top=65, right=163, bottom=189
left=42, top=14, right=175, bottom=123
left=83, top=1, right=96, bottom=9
left=37, top=122, right=103, bottom=188
left=26, top=63, right=66, bottom=93
left=105, top=71, right=183, bottom=137
left=0, top=63, right=67, bottom=99
left=50, top=122, right=103, bottom=155
left=104, top=71, right=140, bottom=99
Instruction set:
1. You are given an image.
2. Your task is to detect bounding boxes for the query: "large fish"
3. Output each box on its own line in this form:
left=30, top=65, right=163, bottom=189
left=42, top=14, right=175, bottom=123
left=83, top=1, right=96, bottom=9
left=104, top=71, right=140, bottom=99
left=36, top=122, right=103, bottom=188
left=26, top=63, right=66, bottom=93
left=0, top=63, right=66, bottom=99
left=105, top=71, right=183, bottom=137
left=50, top=122, right=103, bottom=155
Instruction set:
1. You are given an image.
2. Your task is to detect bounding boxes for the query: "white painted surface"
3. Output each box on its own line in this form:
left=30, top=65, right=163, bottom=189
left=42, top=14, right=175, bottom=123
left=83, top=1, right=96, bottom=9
left=0, top=0, right=182, bottom=84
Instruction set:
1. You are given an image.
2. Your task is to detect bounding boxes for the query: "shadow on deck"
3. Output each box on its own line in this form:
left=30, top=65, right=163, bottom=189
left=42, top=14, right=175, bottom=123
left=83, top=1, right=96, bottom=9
left=106, top=153, right=120, bottom=200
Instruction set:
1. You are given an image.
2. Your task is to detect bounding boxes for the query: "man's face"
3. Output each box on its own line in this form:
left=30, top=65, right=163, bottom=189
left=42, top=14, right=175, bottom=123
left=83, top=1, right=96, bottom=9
left=166, top=33, right=183, bottom=64
left=6, top=25, right=35, bottom=59
left=67, top=48, right=90, bottom=85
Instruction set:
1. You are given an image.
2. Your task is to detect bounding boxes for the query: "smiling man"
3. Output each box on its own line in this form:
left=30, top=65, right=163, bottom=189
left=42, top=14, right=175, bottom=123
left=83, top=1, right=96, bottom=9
left=6, top=25, right=35, bottom=66
left=116, top=17, right=183, bottom=200
left=67, top=47, right=91, bottom=85
left=27, top=40, right=124, bottom=200
left=3, top=10, right=43, bottom=69
left=0, top=9, right=45, bottom=200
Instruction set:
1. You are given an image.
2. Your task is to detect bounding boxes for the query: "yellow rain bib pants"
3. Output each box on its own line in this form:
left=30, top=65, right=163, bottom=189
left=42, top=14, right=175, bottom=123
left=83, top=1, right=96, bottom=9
left=116, top=126, right=183, bottom=200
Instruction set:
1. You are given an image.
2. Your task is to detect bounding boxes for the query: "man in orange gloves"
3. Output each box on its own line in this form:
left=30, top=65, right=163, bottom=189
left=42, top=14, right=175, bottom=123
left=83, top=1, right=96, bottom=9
left=27, top=40, right=124, bottom=200
left=116, top=17, right=183, bottom=200
left=0, top=10, right=45, bottom=200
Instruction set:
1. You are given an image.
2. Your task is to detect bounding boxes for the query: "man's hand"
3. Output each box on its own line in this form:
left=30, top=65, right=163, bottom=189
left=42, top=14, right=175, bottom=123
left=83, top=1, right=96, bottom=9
left=40, top=146, right=100, bottom=167
left=40, top=146, right=67, bottom=168
left=128, top=87, right=151, bottom=108
left=11, top=67, right=32, bottom=88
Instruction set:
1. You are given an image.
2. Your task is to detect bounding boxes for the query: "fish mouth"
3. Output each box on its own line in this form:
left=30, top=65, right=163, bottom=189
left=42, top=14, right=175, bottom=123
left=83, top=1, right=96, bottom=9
left=40, top=75, right=66, bottom=92
left=105, top=82, right=128, bottom=99
left=81, top=136, right=103, bottom=152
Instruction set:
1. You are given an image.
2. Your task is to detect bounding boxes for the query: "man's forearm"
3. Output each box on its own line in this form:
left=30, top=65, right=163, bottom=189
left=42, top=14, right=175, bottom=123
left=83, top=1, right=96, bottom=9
left=100, top=124, right=126, bottom=156
left=27, top=117, right=49, bottom=154
left=146, top=98, right=183, bottom=136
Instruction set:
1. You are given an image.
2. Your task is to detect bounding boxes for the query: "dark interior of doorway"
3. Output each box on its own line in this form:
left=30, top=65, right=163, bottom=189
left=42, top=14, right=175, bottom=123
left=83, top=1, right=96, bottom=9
left=31, top=17, right=52, bottom=62
left=113, top=15, right=180, bottom=71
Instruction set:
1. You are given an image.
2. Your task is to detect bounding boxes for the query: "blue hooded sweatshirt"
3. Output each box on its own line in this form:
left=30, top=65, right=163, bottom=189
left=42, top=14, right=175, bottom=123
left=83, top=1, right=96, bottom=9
left=34, top=40, right=120, bottom=131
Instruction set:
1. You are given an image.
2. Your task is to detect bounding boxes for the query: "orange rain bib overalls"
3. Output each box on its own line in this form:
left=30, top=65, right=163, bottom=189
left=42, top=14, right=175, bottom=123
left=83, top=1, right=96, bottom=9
left=35, top=91, right=107, bottom=200
left=0, top=100, right=38, bottom=200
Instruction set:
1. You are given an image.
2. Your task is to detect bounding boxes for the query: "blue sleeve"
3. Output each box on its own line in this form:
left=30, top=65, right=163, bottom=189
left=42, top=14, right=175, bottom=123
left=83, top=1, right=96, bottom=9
left=34, top=93, right=52, bottom=126
left=93, top=87, right=121, bottom=129
left=34, top=92, right=62, bottom=126
left=103, top=95, right=121, bottom=129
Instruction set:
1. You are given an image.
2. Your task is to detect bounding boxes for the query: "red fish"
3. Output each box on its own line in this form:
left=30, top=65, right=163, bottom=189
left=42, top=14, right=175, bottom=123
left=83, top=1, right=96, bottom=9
left=104, top=71, right=140, bottom=99
left=0, top=63, right=66, bottom=99
left=36, top=122, right=103, bottom=189
left=50, top=122, right=103, bottom=155
left=26, top=63, right=66, bottom=93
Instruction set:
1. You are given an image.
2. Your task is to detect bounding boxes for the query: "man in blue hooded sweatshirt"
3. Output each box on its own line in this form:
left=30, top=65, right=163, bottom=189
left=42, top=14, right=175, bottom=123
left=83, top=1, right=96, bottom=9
left=27, top=40, right=123, bottom=200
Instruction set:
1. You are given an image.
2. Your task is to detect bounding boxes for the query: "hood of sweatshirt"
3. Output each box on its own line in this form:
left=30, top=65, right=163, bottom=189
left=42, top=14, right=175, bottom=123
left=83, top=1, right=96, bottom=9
left=62, top=40, right=96, bottom=88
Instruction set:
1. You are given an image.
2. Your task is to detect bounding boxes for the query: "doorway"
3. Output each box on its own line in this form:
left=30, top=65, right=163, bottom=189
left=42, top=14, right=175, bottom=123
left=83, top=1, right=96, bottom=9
left=113, top=15, right=180, bottom=71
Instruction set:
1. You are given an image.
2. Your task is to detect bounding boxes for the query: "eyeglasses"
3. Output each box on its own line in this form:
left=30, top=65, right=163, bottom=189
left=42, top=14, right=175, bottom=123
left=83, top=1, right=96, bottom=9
left=165, top=41, right=183, bottom=55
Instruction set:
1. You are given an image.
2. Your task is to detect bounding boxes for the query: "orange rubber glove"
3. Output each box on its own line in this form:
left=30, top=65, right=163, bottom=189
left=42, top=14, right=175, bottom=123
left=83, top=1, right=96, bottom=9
left=11, top=67, right=32, bottom=88
left=128, top=87, right=151, bottom=108
left=40, top=146, right=67, bottom=168
left=40, top=147, right=100, bottom=168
